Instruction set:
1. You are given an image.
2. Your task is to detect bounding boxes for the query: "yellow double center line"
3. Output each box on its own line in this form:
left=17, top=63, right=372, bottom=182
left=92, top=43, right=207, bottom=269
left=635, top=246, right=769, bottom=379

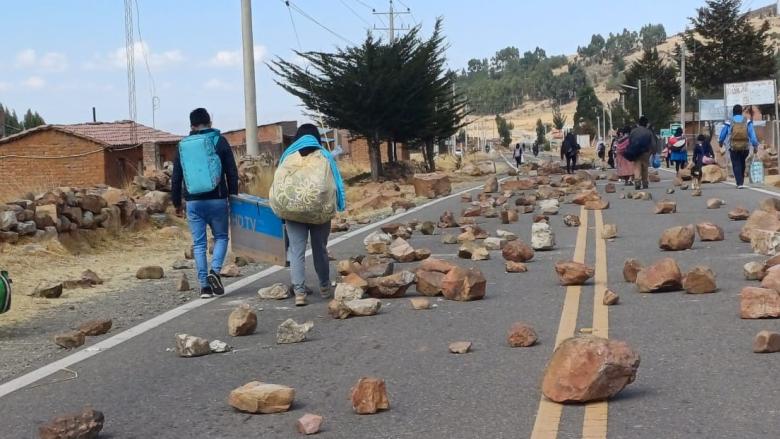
left=529, top=208, right=610, bottom=439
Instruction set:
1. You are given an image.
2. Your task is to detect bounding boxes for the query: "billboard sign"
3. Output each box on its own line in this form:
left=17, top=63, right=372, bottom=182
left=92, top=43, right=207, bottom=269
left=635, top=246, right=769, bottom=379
left=724, top=80, right=777, bottom=107
left=699, top=99, right=727, bottom=121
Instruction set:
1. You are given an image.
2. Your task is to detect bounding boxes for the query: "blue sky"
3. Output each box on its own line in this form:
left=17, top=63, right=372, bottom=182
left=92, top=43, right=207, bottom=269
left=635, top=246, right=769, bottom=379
left=0, top=0, right=764, bottom=135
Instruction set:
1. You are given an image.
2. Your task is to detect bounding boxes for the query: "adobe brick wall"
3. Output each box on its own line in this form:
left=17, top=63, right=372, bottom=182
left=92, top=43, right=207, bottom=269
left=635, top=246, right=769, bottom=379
left=0, top=130, right=107, bottom=198
left=341, top=134, right=409, bottom=169
left=105, top=147, right=143, bottom=188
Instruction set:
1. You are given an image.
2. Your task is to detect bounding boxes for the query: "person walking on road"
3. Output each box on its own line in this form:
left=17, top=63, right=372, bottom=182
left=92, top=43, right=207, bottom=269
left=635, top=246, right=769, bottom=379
left=719, top=104, right=759, bottom=189
left=280, top=124, right=346, bottom=306
left=668, top=127, right=688, bottom=174
left=532, top=141, right=539, bottom=157
left=691, top=134, right=707, bottom=190
left=628, top=116, right=654, bottom=190
left=172, top=108, right=239, bottom=299
left=513, top=143, right=524, bottom=167
left=614, top=127, right=633, bottom=185
left=561, top=132, right=580, bottom=174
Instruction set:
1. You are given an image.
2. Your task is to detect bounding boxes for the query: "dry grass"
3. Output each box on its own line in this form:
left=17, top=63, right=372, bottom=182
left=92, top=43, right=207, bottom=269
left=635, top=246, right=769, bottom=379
left=0, top=220, right=192, bottom=328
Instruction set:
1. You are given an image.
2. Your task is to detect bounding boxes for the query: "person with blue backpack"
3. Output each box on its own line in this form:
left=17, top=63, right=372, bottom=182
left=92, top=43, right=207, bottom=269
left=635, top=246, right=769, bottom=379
left=171, top=108, right=239, bottom=299
left=719, top=104, right=760, bottom=189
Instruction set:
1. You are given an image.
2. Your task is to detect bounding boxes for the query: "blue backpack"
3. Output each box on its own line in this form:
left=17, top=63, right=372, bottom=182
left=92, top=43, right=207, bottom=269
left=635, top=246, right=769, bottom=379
left=178, top=131, right=223, bottom=195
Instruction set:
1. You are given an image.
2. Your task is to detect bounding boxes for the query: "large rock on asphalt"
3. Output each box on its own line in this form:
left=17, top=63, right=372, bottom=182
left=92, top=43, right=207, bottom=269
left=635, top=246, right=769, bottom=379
left=136, top=265, right=164, bottom=279
left=696, top=222, right=724, bottom=241
left=750, top=229, right=780, bottom=256
left=229, top=381, right=295, bottom=414
left=654, top=200, right=677, bottom=214
left=623, top=259, right=643, bottom=283
left=175, top=333, right=210, bottom=357
left=441, top=266, right=486, bottom=301
left=744, top=261, right=767, bottom=281
left=54, top=330, right=86, bottom=349
left=351, top=377, right=390, bottom=414
left=572, top=190, right=601, bottom=205
left=753, top=330, right=780, bottom=353
left=603, top=289, right=620, bottom=305
left=77, top=318, right=112, bottom=336
left=584, top=199, right=610, bottom=210
left=366, top=271, right=416, bottom=298
left=701, top=165, right=726, bottom=183
left=531, top=222, right=556, bottom=250
left=258, top=283, right=290, bottom=300
left=635, top=258, right=682, bottom=293
left=541, top=336, right=640, bottom=403
left=363, top=231, right=393, bottom=254
left=507, top=322, right=538, bottom=347
left=297, top=413, right=324, bottom=435
left=601, top=224, right=618, bottom=239
left=538, top=199, right=559, bottom=215
left=682, top=266, right=717, bottom=294
left=659, top=225, right=695, bottom=251
left=728, top=207, right=751, bottom=221
left=228, top=304, right=257, bottom=336
left=388, top=237, right=416, bottom=263
left=502, top=240, right=535, bottom=262
left=563, top=214, right=580, bottom=227
left=277, top=319, right=313, bottom=344
left=740, top=287, right=780, bottom=318
left=554, top=261, right=595, bottom=286
left=484, top=237, right=507, bottom=250
left=706, top=198, right=725, bottom=209
left=334, top=283, right=364, bottom=301
left=38, top=407, right=104, bottom=439
left=438, top=210, right=458, bottom=228
left=345, top=298, right=382, bottom=316
left=483, top=176, right=499, bottom=193
left=412, top=173, right=451, bottom=198
left=740, top=209, right=780, bottom=242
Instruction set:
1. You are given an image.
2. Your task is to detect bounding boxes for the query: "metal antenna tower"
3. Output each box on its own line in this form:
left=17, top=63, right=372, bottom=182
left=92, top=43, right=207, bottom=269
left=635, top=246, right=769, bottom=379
left=124, top=0, right=137, bottom=142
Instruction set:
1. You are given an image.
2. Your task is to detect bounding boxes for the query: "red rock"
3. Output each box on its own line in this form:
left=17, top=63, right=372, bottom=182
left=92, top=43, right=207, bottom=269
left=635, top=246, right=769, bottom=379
left=502, top=240, right=535, bottom=262
left=740, top=287, right=780, bottom=318
left=388, top=237, right=416, bottom=263
left=412, top=173, right=451, bottom=198
left=38, top=407, right=104, bottom=439
left=760, top=267, right=780, bottom=292
left=541, top=336, right=640, bottom=403
left=500, top=208, right=519, bottom=224
left=54, top=331, right=85, bottom=349
left=440, top=266, right=486, bottom=301
left=502, top=178, right=536, bottom=191
left=696, top=222, right=724, bottom=241
left=483, top=176, right=499, bottom=193
left=415, top=270, right=445, bottom=296
left=297, top=413, right=323, bottom=435
left=533, top=215, right=549, bottom=223
left=507, top=322, right=538, bottom=347
left=554, top=261, right=594, bottom=285
left=351, top=377, right=389, bottom=414
left=635, top=258, right=682, bottom=293
left=740, top=209, right=780, bottom=242
left=366, top=271, right=416, bottom=298
left=728, top=207, right=751, bottom=221
left=419, top=258, right=455, bottom=273
left=753, top=330, right=780, bottom=353
left=623, top=259, right=643, bottom=283
left=659, top=225, right=695, bottom=251
left=77, top=318, right=112, bottom=336
left=572, top=190, right=601, bottom=205
left=584, top=199, right=609, bottom=210
left=682, top=266, right=717, bottom=294
left=654, top=200, right=677, bottom=214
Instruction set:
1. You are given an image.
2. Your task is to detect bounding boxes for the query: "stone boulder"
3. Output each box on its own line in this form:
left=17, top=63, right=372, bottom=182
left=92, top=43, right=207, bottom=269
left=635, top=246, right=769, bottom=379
left=441, top=266, right=486, bottom=301
left=623, top=259, right=643, bottom=283
left=175, top=333, right=210, bottom=357
left=654, top=200, right=677, bottom=214
left=228, top=304, right=257, bottom=336
left=659, top=225, right=695, bottom=251
left=635, top=258, right=682, bottom=293
left=541, top=336, right=640, bottom=403
left=502, top=240, right=535, bottom=262
left=77, top=318, right=112, bottom=336
left=141, top=190, right=171, bottom=214
left=601, top=224, right=618, bottom=239
left=753, top=330, right=780, bottom=353
left=276, top=319, right=314, bottom=344
left=696, top=222, right=724, bottom=241
left=297, top=413, right=324, bottom=435
left=54, top=331, right=86, bottom=349
left=412, top=173, right=452, bottom=198
left=136, top=265, right=164, bottom=280
left=740, top=209, right=780, bottom=242
left=728, top=207, right=751, bottom=221
left=483, top=176, right=499, bottom=193
left=750, top=229, right=780, bottom=256
left=554, top=261, right=595, bottom=286
left=505, top=261, right=528, bottom=273
left=229, top=381, right=295, bottom=414
left=258, top=283, right=290, bottom=300
left=31, top=282, right=64, bottom=298
left=603, top=289, right=620, bottom=305
left=531, top=222, right=556, bottom=250
left=706, top=198, right=725, bottom=209
left=740, top=287, right=780, bottom=319
left=38, top=407, right=104, bottom=439
left=388, top=237, right=416, bottom=263
left=364, top=231, right=393, bottom=254
left=682, top=266, right=717, bottom=294
left=345, top=298, right=382, bottom=316
left=701, top=165, right=726, bottom=183
left=572, top=190, right=601, bottom=205
left=563, top=214, right=580, bottom=227
left=584, top=199, right=610, bottom=210
left=507, top=322, right=538, bottom=347
left=437, top=210, right=458, bottom=228
left=366, top=271, right=416, bottom=298
left=351, top=377, right=389, bottom=414
left=744, top=261, right=767, bottom=281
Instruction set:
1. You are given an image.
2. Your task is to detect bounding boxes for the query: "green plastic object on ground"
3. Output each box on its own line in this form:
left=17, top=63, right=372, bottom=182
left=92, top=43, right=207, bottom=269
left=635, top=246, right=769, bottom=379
left=0, top=271, right=11, bottom=314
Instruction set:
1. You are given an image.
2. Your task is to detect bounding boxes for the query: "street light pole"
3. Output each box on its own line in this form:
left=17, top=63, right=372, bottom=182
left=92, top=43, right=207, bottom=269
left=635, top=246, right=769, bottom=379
left=638, top=79, right=643, bottom=117
left=680, top=44, right=686, bottom=134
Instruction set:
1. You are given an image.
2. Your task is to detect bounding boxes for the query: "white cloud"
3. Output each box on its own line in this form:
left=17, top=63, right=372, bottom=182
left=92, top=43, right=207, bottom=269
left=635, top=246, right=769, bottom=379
left=208, top=45, right=267, bottom=67
left=21, top=76, right=46, bottom=90
left=203, top=78, right=235, bottom=91
left=84, top=42, right=184, bottom=70
left=14, top=49, right=68, bottom=72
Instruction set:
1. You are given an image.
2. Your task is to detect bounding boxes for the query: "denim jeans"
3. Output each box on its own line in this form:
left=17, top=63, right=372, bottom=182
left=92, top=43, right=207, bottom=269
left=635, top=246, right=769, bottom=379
left=730, top=149, right=749, bottom=186
left=286, top=220, right=330, bottom=295
left=186, top=198, right=229, bottom=288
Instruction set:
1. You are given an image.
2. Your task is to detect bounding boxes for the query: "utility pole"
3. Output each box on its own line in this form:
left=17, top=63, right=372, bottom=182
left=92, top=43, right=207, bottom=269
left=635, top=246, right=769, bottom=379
left=241, top=0, right=259, bottom=156
left=373, top=0, right=410, bottom=42
left=638, top=79, right=643, bottom=117
left=680, top=44, right=686, bottom=135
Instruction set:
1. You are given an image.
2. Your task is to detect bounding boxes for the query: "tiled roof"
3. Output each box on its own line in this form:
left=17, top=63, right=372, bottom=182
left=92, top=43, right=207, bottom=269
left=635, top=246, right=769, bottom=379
left=0, top=120, right=182, bottom=147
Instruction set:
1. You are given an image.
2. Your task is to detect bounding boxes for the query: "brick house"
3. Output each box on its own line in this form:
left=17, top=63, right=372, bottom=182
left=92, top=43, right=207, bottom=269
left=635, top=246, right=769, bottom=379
left=223, top=121, right=298, bottom=159
left=0, top=121, right=181, bottom=197
left=334, top=129, right=409, bottom=168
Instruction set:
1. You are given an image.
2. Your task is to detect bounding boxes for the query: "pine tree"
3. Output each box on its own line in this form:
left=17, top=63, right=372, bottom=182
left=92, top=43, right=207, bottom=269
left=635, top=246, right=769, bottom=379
left=623, top=48, right=679, bottom=128
left=552, top=102, right=567, bottom=130
left=535, top=118, right=546, bottom=146
left=495, top=114, right=513, bottom=147
left=683, top=0, right=775, bottom=96
left=573, top=86, right=602, bottom=136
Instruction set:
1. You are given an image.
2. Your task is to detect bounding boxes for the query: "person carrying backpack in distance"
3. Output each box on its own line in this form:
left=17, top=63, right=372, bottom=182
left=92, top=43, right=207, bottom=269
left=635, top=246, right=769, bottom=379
left=560, top=132, right=580, bottom=174
left=719, top=104, right=759, bottom=189
left=172, top=108, right=239, bottom=299
left=270, top=124, right=346, bottom=307
left=627, top=116, right=654, bottom=190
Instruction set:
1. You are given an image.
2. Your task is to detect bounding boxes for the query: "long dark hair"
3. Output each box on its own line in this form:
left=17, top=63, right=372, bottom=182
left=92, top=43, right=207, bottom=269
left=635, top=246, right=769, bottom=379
left=294, top=123, right=322, bottom=144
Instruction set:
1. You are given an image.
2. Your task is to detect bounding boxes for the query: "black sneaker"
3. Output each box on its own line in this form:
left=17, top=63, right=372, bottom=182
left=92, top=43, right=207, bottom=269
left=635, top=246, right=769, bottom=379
left=634, top=181, right=642, bottom=190
left=200, top=287, right=214, bottom=299
left=207, top=270, right=225, bottom=296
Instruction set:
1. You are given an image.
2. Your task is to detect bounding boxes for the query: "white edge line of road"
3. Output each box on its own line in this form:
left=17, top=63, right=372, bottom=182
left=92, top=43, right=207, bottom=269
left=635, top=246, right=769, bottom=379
left=0, top=174, right=504, bottom=399
left=657, top=167, right=780, bottom=197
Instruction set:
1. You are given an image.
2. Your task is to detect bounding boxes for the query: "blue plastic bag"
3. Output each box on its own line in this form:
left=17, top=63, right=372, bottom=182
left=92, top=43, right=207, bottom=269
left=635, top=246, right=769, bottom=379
left=651, top=154, right=661, bottom=169
left=750, top=158, right=764, bottom=185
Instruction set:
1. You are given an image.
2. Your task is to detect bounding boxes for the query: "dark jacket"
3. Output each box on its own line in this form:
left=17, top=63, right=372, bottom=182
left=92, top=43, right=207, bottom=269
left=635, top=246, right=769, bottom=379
left=692, top=143, right=705, bottom=168
left=171, top=128, right=239, bottom=209
left=628, top=125, right=654, bottom=156
left=561, top=134, right=579, bottom=159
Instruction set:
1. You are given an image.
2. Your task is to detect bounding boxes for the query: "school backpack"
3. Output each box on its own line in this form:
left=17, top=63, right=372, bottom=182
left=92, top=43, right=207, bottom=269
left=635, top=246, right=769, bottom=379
left=0, top=270, right=11, bottom=315
left=178, top=131, right=223, bottom=195
left=730, top=121, right=749, bottom=151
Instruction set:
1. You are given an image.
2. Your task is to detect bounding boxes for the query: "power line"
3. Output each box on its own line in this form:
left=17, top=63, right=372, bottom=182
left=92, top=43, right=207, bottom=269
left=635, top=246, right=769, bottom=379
left=395, top=0, right=417, bottom=24
left=283, top=0, right=356, bottom=45
left=338, top=0, right=372, bottom=27
left=133, top=0, right=156, bottom=99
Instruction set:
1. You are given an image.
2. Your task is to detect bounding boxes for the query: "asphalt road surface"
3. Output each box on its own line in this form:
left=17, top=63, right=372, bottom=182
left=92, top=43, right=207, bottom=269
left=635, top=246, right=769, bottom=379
left=2, top=167, right=780, bottom=439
